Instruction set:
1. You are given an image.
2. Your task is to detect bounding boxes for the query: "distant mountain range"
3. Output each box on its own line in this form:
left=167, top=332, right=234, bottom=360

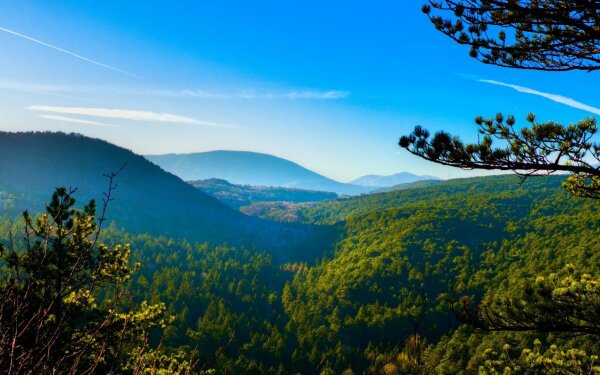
left=190, top=178, right=336, bottom=209
left=146, top=151, right=370, bottom=195
left=351, top=172, right=440, bottom=188
left=0, top=132, right=338, bottom=261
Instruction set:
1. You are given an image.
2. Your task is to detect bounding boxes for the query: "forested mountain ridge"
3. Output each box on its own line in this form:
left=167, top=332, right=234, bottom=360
left=351, top=172, right=440, bottom=187
left=283, top=175, right=599, bottom=373
left=146, top=150, right=371, bottom=195
left=300, top=174, right=567, bottom=224
left=238, top=175, right=567, bottom=224
left=0, top=132, right=338, bottom=261
left=190, top=178, right=337, bottom=209
left=17, top=172, right=588, bottom=374
left=0, top=142, right=597, bottom=372
left=3, top=0, right=600, bottom=373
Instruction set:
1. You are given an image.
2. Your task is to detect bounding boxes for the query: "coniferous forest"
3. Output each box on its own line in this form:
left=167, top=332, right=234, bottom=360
left=1, top=1, right=600, bottom=374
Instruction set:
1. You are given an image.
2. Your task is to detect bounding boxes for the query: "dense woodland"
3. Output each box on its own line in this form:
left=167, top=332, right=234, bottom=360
left=190, top=178, right=337, bottom=209
left=2, top=1, right=600, bottom=373
left=2, top=172, right=597, bottom=373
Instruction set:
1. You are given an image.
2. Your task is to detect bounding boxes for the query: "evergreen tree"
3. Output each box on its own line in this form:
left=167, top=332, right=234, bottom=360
left=397, top=3, right=600, bottom=371
left=400, top=1, right=600, bottom=198
left=0, top=186, right=173, bottom=374
left=400, top=114, right=600, bottom=198
left=421, top=0, right=600, bottom=72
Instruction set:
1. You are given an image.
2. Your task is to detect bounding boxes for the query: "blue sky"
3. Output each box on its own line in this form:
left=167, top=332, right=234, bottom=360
left=1, top=1, right=599, bottom=182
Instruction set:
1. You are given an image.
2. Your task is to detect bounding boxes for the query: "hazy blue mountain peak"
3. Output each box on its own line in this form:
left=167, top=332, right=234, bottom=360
left=146, top=150, right=371, bottom=195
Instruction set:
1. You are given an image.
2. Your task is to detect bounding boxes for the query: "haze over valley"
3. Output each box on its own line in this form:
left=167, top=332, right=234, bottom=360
left=1, top=1, right=599, bottom=374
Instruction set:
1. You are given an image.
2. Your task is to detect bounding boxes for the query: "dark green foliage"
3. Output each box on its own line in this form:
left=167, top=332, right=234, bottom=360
left=0, top=188, right=172, bottom=374
left=243, top=175, right=559, bottom=224
left=56, top=174, right=591, bottom=373
left=190, top=178, right=336, bottom=209
left=481, top=264, right=600, bottom=335
left=422, top=1, right=600, bottom=72
left=0, top=132, right=241, bottom=242
left=395, top=8, right=600, bottom=370
left=115, top=233, right=292, bottom=373
left=1, top=163, right=597, bottom=373
left=281, top=174, right=599, bottom=373
left=300, top=174, right=565, bottom=224
left=395, top=6, right=600, bottom=370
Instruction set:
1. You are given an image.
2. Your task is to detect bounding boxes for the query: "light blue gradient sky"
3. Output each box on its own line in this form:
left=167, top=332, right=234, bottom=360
left=1, top=1, right=598, bottom=182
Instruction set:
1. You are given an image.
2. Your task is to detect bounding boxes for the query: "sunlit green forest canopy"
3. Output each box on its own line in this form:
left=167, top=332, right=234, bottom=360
left=1, top=0, right=600, bottom=373
left=2, top=173, right=597, bottom=373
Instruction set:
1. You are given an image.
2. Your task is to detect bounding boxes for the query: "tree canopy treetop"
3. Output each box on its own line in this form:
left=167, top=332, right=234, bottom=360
left=423, top=0, right=600, bottom=72
left=400, top=113, right=600, bottom=198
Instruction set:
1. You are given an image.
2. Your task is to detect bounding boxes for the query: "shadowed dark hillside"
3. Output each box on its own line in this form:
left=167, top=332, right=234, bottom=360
left=0, top=132, right=339, bottom=262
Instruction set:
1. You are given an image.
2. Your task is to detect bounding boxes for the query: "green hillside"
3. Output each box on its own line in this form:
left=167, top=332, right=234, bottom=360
left=351, top=172, right=440, bottom=187
left=283, top=175, right=599, bottom=372
left=3, top=169, right=593, bottom=373
left=190, top=178, right=336, bottom=209
left=1, top=134, right=598, bottom=373
left=126, top=175, right=597, bottom=373
left=0, top=132, right=338, bottom=262
left=299, top=175, right=567, bottom=224
left=239, top=175, right=567, bottom=224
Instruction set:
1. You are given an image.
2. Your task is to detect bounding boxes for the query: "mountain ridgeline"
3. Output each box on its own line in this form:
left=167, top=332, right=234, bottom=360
left=1, top=131, right=599, bottom=373
left=146, top=151, right=372, bottom=195
left=22, top=169, right=592, bottom=374
left=351, top=172, right=439, bottom=187
left=0, top=132, right=338, bottom=261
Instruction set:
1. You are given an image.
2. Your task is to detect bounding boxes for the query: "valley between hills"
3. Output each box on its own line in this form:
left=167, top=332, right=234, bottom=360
left=1, top=131, right=598, bottom=373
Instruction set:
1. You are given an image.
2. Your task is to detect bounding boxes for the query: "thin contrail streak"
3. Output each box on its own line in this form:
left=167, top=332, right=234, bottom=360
left=0, top=27, right=140, bottom=78
left=479, top=79, right=600, bottom=116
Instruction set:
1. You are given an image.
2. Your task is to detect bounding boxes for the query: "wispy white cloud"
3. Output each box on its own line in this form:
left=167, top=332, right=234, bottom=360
left=138, top=88, right=349, bottom=100
left=38, top=114, right=117, bottom=128
left=28, top=106, right=232, bottom=127
left=479, top=79, right=600, bottom=116
left=0, top=27, right=139, bottom=78
left=0, top=80, right=348, bottom=100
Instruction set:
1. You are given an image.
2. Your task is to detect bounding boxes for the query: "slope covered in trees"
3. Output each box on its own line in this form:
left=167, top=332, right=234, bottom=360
left=190, top=178, right=337, bottom=209
left=282, top=175, right=599, bottom=373
left=3, top=172, right=593, bottom=373
left=0, top=132, right=338, bottom=262
left=2, top=2, right=599, bottom=373
left=242, top=175, right=565, bottom=224
left=132, top=175, right=597, bottom=373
